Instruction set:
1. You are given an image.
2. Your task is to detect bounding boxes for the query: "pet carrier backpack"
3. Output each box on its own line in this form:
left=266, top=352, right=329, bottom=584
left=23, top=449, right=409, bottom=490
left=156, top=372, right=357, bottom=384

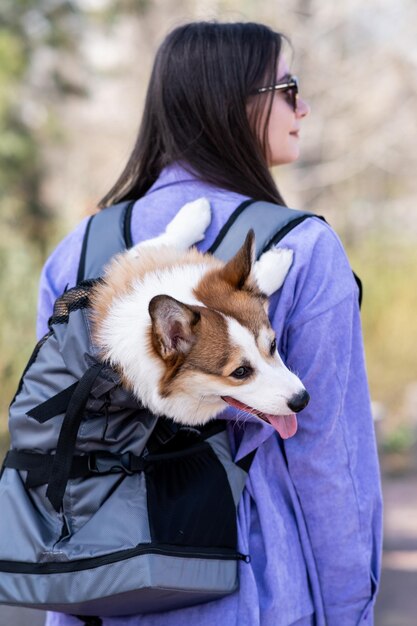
left=0, top=200, right=330, bottom=621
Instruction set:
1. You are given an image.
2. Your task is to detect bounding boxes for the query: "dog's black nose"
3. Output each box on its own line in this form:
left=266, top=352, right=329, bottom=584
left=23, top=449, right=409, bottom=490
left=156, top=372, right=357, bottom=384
left=287, top=390, right=310, bottom=413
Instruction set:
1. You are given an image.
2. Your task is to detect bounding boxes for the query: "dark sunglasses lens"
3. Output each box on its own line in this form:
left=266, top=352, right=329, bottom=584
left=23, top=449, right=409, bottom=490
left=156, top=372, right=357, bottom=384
left=286, top=82, right=298, bottom=111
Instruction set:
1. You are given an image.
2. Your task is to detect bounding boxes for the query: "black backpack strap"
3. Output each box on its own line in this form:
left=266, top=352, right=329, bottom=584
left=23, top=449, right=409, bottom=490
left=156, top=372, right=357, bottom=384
left=46, top=362, right=105, bottom=512
left=77, top=200, right=135, bottom=282
left=3, top=449, right=146, bottom=488
left=73, top=616, right=103, bottom=626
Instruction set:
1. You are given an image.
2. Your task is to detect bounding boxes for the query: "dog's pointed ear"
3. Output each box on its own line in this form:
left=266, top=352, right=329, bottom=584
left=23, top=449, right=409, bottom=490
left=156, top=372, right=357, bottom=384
left=149, top=295, right=200, bottom=360
left=218, top=230, right=256, bottom=290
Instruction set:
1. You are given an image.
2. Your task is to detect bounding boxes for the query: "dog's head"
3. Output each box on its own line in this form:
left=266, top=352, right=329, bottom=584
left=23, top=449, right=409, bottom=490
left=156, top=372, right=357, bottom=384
left=147, top=231, right=309, bottom=438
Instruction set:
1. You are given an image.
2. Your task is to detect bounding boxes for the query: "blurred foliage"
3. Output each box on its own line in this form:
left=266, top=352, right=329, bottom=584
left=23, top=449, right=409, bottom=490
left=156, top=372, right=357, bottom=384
left=349, top=240, right=417, bottom=424
left=0, top=0, right=87, bottom=246
left=381, top=425, right=416, bottom=454
left=379, top=424, right=417, bottom=476
left=99, top=0, right=151, bottom=23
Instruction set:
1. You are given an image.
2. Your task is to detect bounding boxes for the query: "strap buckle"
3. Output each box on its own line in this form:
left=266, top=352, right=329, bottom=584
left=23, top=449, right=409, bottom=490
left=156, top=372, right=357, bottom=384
left=87, top=452, right=138, bottom=475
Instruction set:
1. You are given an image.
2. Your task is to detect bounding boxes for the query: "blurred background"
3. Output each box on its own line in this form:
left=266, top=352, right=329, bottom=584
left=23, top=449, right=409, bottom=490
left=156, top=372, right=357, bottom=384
left=0, top=0, right=416, bottom=625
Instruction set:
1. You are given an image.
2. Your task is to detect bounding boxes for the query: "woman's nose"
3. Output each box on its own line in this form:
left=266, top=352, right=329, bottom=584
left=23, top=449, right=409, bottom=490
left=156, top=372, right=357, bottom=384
left=296, top=96, right=310, bottom=118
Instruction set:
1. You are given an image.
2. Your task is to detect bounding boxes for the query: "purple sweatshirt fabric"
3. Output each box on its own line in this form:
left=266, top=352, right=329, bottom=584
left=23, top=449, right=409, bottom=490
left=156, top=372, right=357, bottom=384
left=39, top=164, right=382, bottom=626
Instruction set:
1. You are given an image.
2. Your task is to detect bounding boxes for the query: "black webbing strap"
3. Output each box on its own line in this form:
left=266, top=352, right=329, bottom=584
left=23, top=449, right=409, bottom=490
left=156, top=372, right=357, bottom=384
left=73, top=616, right=103, bottom=626
left=27, top=382, right=78, bottom=423
left=354, top=273, right=363, bottom=307
left=46, top=362, right=105, bottom=511
left=4, top=450, right=90, bottom=488
left=3, top=450, right=146, bottom=488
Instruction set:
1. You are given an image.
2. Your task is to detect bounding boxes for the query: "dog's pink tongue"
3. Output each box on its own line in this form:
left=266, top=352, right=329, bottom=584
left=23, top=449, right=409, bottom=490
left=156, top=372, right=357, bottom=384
left=221, top=396, right=298, bottom=439
left=266, top=414, right=298, bottom=439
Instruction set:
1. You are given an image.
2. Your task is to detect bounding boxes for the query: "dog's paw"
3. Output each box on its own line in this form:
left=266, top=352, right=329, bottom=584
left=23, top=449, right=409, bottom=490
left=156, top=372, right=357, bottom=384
left=165, top=197, right=211, bottom=246
left=253, top=247, right=294, bottom=296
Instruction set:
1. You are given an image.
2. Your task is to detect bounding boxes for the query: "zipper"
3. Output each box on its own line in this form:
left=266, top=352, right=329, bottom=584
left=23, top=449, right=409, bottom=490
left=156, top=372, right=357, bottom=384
left=0, top=543, right=250, bottom=575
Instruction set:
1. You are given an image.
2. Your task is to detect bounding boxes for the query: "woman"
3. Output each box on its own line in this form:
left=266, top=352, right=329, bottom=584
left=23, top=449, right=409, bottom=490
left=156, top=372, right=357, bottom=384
left=40, top=21, right=382, bottom=626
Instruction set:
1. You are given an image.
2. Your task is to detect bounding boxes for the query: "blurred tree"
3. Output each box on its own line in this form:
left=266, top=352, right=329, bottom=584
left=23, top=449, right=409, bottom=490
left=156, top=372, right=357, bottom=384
left=279, top=0, right=417, bottom=243
left=0, top=0, right=88, bottom=247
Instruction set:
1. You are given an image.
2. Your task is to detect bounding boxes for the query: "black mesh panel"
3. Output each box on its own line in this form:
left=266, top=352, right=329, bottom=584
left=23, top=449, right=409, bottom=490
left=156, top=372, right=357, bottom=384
left=145, top=442, right=237, bottom=549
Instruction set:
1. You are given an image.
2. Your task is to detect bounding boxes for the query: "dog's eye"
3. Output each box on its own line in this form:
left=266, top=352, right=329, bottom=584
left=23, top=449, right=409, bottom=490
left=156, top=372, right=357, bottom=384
left=231, top=366, right=252, bottom=379
left=270, top=338, right=277, bottom=356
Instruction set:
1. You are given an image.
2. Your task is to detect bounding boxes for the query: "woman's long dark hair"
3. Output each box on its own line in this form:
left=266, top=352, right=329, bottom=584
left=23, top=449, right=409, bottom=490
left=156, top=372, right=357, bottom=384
left=99, top=21, right=287, bottom=208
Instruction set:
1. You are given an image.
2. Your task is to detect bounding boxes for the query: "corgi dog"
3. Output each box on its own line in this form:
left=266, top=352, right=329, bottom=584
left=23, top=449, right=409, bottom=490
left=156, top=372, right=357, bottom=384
left=90, top=198, right=309, bottom=439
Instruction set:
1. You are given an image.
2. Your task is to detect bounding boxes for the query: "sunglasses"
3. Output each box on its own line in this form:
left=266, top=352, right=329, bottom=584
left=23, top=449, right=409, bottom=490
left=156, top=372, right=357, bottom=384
left=254, top=75, right=299, bottom=112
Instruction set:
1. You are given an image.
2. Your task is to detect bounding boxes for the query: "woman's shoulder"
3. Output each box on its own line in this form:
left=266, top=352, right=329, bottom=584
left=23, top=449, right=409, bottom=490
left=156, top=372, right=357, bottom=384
left=284, top=213, right=351, bottom=268
left=41, top=217, right=90, bottom=287
left=273, top=215, right=360, bottom=328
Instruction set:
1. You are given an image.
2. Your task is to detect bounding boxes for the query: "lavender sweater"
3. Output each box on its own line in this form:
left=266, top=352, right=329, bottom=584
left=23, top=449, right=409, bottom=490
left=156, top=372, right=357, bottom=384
left=39, top=165, right=382, bottom=626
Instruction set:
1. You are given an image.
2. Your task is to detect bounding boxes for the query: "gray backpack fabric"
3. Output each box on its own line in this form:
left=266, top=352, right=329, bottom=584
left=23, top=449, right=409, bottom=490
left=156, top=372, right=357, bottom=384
left=0, top=200, right=316, bottom=620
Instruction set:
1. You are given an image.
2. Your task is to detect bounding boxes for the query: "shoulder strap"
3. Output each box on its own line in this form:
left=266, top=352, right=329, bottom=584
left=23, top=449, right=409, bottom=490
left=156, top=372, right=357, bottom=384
left=77, top=198, right=361, bottom=303
left=209, top=199, right=315, bottom=260
left=77, top=200, right=135, bottom=282
left=210, top=200, right=362, bottom=306
left=77, top=195, right=362, bottom=304
left=78, top=199, right=315, bottom=282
